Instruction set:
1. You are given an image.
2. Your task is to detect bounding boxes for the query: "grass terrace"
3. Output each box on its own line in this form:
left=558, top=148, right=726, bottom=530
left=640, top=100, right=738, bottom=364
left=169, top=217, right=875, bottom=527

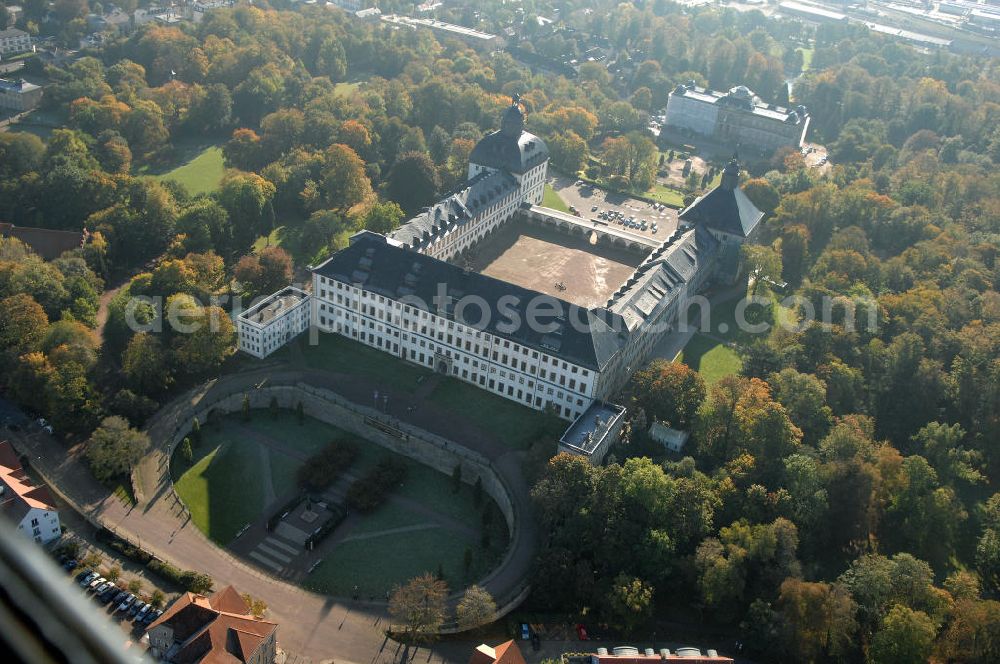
left=427, top=377, right=564, bottom=452
left=293, top=332, right=433, bottom=393
left=541, top=183, right=571, bottom=212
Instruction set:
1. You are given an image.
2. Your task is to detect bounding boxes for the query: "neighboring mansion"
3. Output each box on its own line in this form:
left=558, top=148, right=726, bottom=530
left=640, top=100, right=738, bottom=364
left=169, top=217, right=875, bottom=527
left=0, top=78, right=42, bottom=112
left=666, top=82, right=810, bottom=154
left=237, top=98, right=763, bottom=462
left=0, top=441, right=61, bottom=545
left=0, top=28, right=31, bottom=58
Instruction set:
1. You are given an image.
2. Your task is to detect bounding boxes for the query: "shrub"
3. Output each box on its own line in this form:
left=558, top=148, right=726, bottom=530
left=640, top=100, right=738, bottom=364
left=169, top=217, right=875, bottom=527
left=297, top=440, right=358, bottom=491
left=346, top=458, right=407, bottom=513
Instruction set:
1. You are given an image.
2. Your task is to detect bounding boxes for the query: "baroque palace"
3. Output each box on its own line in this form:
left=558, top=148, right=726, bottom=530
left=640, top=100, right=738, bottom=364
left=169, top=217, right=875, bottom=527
left=238, top=97, right=763, bottom=462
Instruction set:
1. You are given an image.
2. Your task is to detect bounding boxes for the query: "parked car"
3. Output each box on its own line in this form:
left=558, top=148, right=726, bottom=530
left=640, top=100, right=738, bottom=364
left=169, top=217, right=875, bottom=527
left=116, top=594, right=136, bottom=613
left=134, top=604, right=152, bottom=621
left=62, top=559, right=78, bottom=571
left=93, top=582, right=112, bottom=596
left=142, top=609, right=162, bottom=625
left=88, top=576, right=107, bottom=590
left=78, top=571, right=98, bottom=587
left=110, top=590, right=128, bottom=606
left=128, top=601, right=147, bottom=618
left=99, top=587, right=121, bottom=603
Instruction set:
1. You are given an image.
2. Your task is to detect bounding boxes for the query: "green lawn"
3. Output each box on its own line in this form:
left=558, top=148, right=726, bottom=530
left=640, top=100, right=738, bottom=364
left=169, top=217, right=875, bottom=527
left=644, top=183, right=687, bottom=207
left=799, top=47, right=814, bottom=72
left=333, top=81, right=361, bottom=97
left=173, top=439, right=266, bottom=545
left=678, top=334, right=744, bottom=386
left=293, top=333, right=433, bottom=393
left=306, top=523, right=502, bottom=597
left=541, top=183, right=571, bottom=212
left=152, top=145, right=226, bottom=195
left=252, top=226, right=285, bottom=253
left=428, top=376, right=564, bottom=451
left=171, top=408, right=508, bottom=597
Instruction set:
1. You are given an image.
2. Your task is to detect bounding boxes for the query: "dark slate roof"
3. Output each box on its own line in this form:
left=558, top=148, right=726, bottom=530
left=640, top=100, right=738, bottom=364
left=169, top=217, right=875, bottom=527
left=312, top=232, right=624, bottom=371
left=388, top=170, right=518, bottom=248
left=608, top=226, right=718, bottom=331
left=677, top=164, right=763, bottom=239
left=469, top=129, right=549, bottom=175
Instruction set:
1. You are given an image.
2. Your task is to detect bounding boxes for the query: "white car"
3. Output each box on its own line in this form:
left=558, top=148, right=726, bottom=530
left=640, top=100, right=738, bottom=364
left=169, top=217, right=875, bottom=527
left=88, top=576, right=107, bottom=590
left=116, top=594, right=136, bottom=613
left=135, top=604, right=152, bottom=621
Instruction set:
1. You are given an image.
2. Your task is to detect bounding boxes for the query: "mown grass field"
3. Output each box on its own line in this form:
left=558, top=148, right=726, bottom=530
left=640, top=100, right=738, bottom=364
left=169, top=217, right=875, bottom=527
left=151, top=145, right=226, bottom=195
left=678, top=334, right=744, bottom=386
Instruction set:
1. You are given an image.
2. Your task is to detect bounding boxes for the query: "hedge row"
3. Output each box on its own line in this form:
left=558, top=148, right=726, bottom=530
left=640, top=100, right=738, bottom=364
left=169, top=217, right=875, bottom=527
left=297, top=440, right=359, bottom=491
left=266, top=492, right=307, bottom=532
left=346, top=458, right=407, bottom=513
left=95, top=528, right=212, bottom=594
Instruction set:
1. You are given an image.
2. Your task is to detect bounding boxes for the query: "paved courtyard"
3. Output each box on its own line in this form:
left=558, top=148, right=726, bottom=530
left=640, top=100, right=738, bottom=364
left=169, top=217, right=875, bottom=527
left=470, top=218, right=646, bottom=308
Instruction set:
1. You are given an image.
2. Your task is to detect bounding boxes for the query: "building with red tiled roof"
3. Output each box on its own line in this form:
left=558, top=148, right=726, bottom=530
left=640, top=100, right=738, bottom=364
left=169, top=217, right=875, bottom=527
left=0, top=222, right=87, bottom=261
left=146, top=585, right=278, bottom=664
left=470, top=640, right=527, bottom=664
left=0, top=440, right=61, bottom=545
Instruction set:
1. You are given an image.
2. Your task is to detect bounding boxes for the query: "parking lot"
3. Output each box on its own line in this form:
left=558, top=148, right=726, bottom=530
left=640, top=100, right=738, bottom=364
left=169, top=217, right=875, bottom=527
left=549, top=174, right=679, bottom=242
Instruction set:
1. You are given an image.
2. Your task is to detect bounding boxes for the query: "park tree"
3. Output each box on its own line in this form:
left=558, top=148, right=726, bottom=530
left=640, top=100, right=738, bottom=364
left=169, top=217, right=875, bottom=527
left=180, top=437, right=194, bottom=465
left=386, top=151, right=441, bottom=215
left=359, top=201, right=405, bottom=235
left=776, top=579, right=858, bottom=663
left=215, top=172, right=276, bottom=255
left=233, top=246, right=293, bottom=299
left=547, top=130, right=588, bottom=175
left=166, top=294, right=236, bottom=374
left=456, top=585, right=496, bottom=631
left=122, top=332, right=172, bottom=395
left=240, top=593, right=268, bottom=618
left=321, top=144, right=373, bottom=211
left=388, top=573, right=449, bottom=640
left=742, top=178, right=781, bottom=215
left=695, top=518, right=801, bottom=620
left=86, top=416, right=150, bottom=482
left=768, top=368, right=833, bottom=445
left=606, top=573, right=654, bottom=634
left=780, top=225, right=810, bottom=287
left=910, top=421, right=983, bottom=487
left=869, top=604, right=937, bottom=664
left=175, top=199, right=233, bottom=257
left=743, top=244, right=783, bottom=296
left=629, top=359, right=706, bottom=429
left=0, top=293, right=48, bottom=357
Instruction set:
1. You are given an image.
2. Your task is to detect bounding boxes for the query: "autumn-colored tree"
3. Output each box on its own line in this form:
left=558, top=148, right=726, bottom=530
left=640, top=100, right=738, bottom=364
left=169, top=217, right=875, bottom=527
left=321, top=144, right=373, bottom=211
left=629, top=359, right=706, bottom=429
left=388, top=573, right=449, bottom=639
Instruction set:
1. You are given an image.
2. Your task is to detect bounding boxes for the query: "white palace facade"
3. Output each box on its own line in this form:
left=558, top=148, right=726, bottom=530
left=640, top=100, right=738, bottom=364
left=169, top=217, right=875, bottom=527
left=238, top=97, right=764, bottom=460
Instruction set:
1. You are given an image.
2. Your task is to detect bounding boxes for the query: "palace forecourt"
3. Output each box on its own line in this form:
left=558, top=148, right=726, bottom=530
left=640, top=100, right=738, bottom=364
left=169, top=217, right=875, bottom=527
left=238, top=96, right=763, bottom=463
